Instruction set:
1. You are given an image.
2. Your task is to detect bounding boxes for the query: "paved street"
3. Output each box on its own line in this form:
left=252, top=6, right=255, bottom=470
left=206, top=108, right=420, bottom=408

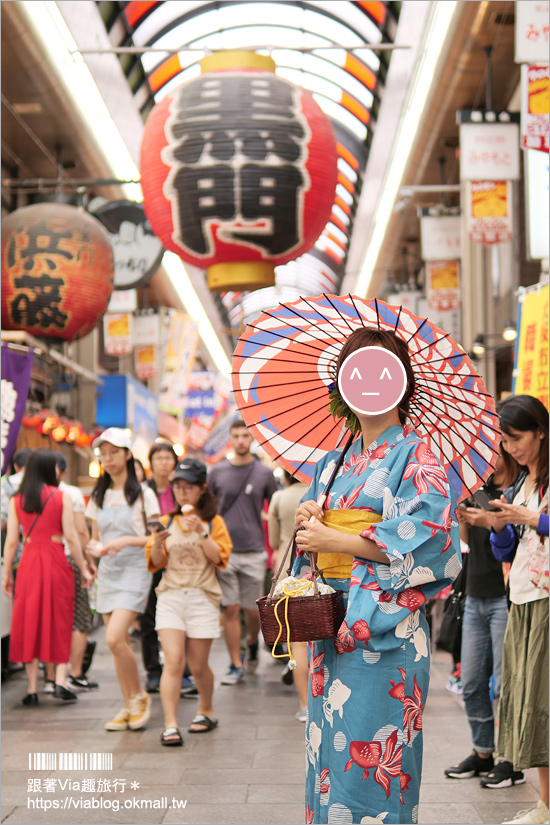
left=1, top=628, right=540, bottom=825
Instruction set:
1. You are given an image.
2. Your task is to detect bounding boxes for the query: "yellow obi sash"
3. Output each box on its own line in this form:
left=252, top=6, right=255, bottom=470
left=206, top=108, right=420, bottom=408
left=317, top=510, right=383, bottom=580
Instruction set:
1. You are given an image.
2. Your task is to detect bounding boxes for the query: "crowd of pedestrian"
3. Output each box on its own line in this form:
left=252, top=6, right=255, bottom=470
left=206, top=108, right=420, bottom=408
left=1, top=392, right=547, bottom=825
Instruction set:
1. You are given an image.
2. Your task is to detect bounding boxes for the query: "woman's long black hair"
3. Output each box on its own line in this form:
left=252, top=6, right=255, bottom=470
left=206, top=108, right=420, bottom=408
left=91, top=448, right=142, bottom=508
left=497, top=395, right=549, bottom=491
left=18, top=449, right=58, bottom=513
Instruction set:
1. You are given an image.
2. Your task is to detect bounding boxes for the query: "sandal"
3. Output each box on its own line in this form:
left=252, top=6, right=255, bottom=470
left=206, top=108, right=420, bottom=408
left=161, top=727, right=183, bottom=746
left=188, top=714, right=218, bottom=733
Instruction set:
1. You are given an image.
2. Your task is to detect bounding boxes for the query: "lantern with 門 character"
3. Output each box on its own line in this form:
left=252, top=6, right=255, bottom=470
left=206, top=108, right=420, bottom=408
left=1, top=203, right=115, bottom=341
left=140, top=51, right=338, bottom=292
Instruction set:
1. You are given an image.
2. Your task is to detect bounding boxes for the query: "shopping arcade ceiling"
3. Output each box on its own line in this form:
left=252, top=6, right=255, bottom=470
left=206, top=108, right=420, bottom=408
left=97, top=0, right=399, bottom=332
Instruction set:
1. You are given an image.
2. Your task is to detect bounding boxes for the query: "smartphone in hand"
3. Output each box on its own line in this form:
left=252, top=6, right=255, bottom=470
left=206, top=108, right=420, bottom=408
left=472, top=489, right=503, bottom=512
left=147, top=520, right=166, bottom=533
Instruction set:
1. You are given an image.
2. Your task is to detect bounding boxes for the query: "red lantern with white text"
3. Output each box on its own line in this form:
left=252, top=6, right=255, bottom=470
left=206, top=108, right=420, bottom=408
left=140, top=51, right=338, bottom=291
left=1, top=203, right=114, bottom=341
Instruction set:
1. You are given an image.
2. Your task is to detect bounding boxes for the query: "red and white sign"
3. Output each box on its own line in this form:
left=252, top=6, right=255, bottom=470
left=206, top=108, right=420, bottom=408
left=515, top=1, right=550, bottom=64
left=460, top=123, right=520, bottom=180
left=426, top=260, right=461, bottom=312
left=135, top=345, right=158, bottom=380
left=521, top=64, right=549, bottom=152
left=103, top=312, right=133, bottom=355
left=466, top=181, right=513, bottom=245
left=420, top=215, right=462, bottom=260
left=133, top=312, right=160, bottom=346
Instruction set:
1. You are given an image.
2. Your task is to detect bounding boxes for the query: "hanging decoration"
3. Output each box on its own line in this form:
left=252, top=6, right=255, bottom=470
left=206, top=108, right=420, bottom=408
left=140, top=50, right=338, bottom=292
left=1, top=203, right=115, bottom=341
left=20, top=410, right=98, bottom=447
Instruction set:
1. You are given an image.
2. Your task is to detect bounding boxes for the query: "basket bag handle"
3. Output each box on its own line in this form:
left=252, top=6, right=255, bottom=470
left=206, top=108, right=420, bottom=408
left=267, top=431, right=356, bottom=602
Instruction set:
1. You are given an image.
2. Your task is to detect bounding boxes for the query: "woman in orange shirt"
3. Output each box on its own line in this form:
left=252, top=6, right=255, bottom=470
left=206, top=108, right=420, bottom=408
left=146, top=458, right=232, bottom=746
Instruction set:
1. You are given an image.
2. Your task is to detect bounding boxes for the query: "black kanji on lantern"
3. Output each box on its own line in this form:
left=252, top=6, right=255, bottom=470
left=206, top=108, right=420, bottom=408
left=10, top=272, right=68, bottom=330
left=164, top=73, right=310, bottom=257
left=7, top=220, right=74, bottom=272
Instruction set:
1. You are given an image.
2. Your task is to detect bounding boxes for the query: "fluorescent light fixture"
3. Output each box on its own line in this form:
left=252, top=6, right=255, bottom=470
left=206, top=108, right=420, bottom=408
left=162, top=252, right=232, bottom=377
left=22, top=1, right=141, bottom=202
left=355, top=2, right=459, bottom=297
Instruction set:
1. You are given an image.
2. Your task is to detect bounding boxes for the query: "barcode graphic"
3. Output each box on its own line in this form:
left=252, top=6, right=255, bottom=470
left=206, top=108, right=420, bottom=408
left=29, top=753, right=113, bottom=771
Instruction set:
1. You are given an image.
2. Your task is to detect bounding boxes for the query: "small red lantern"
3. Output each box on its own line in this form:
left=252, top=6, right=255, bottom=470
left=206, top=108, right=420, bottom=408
left=140, top=51, right=338, bottom=292
left=1, top=203, right=115, bottom=341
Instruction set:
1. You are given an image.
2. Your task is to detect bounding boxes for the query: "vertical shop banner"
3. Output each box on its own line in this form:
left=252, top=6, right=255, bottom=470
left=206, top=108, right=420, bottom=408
left=513, top=284, right=550, bottom=409
left=467, top=181, right=513, bottom=245
left=184, top=371, right=231, bottom=449
left=1, top=344, right=34, bottom=474
left=459, top=123, right=520, bottom=180
left=515, top=1, right=550, bottom=64
left=158, top=312, right=199, bottom=415
left=521, top=65, right=550, bottom=152
left=133, top=312, right=160, bottom=380
left=426, top=260, right=461, bottom=311
left=420, top=215, right=462, bottom=260
left=103, top=312, right=133, bottom=355
left=525, top=149, right=550, bottom=259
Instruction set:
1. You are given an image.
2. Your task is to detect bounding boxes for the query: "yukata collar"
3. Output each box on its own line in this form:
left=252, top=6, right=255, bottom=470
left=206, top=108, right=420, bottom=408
left=358, top=424, right=407, bottom=457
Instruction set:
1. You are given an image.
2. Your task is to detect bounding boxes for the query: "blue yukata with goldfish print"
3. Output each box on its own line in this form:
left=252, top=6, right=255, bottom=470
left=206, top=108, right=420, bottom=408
left=293, top=424, right=461, bottom=825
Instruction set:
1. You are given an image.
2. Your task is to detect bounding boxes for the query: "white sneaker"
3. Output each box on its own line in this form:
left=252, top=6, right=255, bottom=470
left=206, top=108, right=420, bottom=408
left=502, top=800, right=550, bottom=824
left=295, top=708, right=307, bottom=723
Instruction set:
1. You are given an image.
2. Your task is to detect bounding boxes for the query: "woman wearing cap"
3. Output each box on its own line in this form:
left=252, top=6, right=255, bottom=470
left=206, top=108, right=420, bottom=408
left=145, top=458, right=232, bottom=746
left=85, top=428, right=160, bottom=732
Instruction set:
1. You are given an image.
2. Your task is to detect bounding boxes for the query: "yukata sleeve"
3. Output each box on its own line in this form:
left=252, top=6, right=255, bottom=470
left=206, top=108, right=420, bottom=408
left=358, top=448, right=462, bottom=599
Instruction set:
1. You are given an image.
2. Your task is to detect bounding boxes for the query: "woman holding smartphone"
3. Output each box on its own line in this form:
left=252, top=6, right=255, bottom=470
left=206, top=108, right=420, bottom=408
left=489, top=395, right=549, bottom=825
left=145, top=458, right=232, bottom=746
left=86, top=428, right=160, bottom=732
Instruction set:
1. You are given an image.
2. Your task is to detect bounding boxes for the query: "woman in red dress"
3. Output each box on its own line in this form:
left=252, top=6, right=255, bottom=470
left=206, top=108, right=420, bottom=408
left=2, top=450, right=92, bottom=705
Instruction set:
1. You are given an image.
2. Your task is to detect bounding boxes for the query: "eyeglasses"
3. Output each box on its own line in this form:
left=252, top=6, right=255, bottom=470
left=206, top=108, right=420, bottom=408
left=151, top=454, right=175, bottom=463
left=172, top=483, right=195, bottom=492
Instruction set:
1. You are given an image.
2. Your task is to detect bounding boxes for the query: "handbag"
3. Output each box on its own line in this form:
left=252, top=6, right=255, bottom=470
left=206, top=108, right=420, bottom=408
left=435, top=589, right=466, bottom=654
left=256, top=432, right=355, bottom=644
left=435, top=552, right=467, bottom=654
left=528, top=532, right=549, bottom=591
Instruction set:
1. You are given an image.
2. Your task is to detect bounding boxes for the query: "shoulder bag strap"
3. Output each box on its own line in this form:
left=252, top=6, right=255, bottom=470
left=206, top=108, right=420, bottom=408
left=140, top=490, right=148, bottom=532
left=22, top=490, right=55, bottom=546
left=219, top=461, right=257, bottom=517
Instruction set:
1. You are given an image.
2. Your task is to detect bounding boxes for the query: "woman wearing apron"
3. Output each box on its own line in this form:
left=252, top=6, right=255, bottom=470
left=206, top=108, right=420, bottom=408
left=86, top=428, right=160, bottom=731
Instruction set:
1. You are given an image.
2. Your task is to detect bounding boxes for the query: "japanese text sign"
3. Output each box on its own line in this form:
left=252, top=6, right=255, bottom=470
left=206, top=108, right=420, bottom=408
left=426, top=260, right=462, bottom=312
left=1, top=344, right=33, bottom=475
left=158, top=312, right=199, bottom=415
left=460, top=123, right=520, bottom=180
left=420, top=215, right=462, bottom=261
left=466, top=181, right=513, bottom=245
left=525, top=149, right=550, bottom=259
left=515, top=1, right=550, bottom=64
left=521, top=65, right=549, bottom=152
left=103, top=312, right=133, bottom=355
left=513, top=283, right=549, bottom=409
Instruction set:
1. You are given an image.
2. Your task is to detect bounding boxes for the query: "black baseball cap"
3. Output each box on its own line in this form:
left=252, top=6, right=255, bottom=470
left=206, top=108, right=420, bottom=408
left=172, top=458, right=207, bottom=485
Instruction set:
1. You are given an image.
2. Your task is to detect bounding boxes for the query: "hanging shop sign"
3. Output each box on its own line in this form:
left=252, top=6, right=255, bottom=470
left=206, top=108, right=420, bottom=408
left=1, top=203, right=114, bottom=341
left=515, top=1, right=550, bottom=64
left=426, top=260, right=461, bottom=312
left=158, top=312, right=199, bottom=415
left=458, top=118, right=520, bottom=181
left=140, top=51, right=338, bottom=292
left=466, top=181, right=513, bottom=245
left=416, top=297, right=462, bottom=349
left=135, top=345, right=158, bottom=381
left=513, top=283, right=549, bottom=409
left=107, top=289, right=138, bottom=313
left=92, top=200, right=164, bottom=290
left=521, top=64, right=549, bottom=153
left=525, top=149, right=550, bottom=259
left=1, top=344, right=34, bottom=474
left=133, top=310, right=160, bottom=346
left=202, top=407, right=238, bottom=463
left=103, top=312, right=133, bottom=356
left=420, top=215, right=462, bottom=261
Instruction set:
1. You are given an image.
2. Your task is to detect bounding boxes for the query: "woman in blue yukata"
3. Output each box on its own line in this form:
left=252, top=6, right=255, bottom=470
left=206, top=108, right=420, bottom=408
left=294, top=327, right=462, bottom=825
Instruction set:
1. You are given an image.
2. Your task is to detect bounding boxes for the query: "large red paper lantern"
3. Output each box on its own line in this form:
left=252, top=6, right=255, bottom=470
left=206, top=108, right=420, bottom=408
left=140, top=51, right=338, bottom=292
left=1, top=203, right=115, bottom=341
